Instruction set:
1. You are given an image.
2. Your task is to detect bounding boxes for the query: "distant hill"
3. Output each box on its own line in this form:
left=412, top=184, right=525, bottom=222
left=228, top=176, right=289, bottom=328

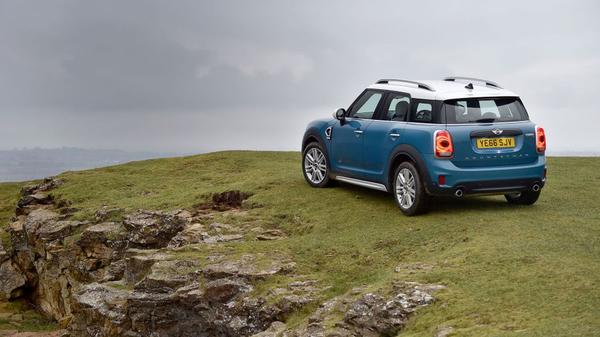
left=0, top=148, right=178, bottom=182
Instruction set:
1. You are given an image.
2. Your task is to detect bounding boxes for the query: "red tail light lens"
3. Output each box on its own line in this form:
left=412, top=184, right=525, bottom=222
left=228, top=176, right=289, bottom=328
left=435, top=130, right=453, bottom=158
left=536, top=126, right=546, bottom=153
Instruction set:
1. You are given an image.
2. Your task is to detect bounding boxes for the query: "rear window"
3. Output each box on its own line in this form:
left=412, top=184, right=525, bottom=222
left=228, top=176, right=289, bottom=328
left=444, top=97, right=529, bottom=124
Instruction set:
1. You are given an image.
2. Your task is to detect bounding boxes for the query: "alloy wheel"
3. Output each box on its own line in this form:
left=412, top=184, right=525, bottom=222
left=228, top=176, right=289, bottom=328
left=395, top=168, right=416, bottom=209
left=304, top=147, right=327, bottom=184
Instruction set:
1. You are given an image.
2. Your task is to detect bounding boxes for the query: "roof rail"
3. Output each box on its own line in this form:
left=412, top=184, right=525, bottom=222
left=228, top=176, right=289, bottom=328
left=376, top=79, right=435, bottom=92
left=444, top=76, right=502, bottom=89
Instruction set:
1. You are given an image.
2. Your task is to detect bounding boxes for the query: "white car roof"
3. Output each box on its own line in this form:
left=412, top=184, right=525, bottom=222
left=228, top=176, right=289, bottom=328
left=367, top=78, right=518, bottom=101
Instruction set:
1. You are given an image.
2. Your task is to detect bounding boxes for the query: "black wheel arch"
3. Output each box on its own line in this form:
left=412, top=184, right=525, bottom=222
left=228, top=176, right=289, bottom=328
left=302, top=128, right=332, bottom=168
left=386, top=145, right=433, bottom=193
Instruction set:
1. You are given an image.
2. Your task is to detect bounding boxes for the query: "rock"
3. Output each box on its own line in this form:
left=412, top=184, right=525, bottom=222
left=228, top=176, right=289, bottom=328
left=204, top=254, right=294, bottom=280
left=288, top=280, right=317, bottom=288
left=134, top=259, right=200, bottom=293
left=123, top=250, right=171, bottom=285
left=249, top=322, right=286, bottom=337
left=256, top=229, right=287, bottom=241
left=173, top=281, right=205, bottom=302
left=8, top=217, right=26, bottom=249
left=19, top=178, right=61, bottom=199
left=16, top=178, right=62, bottom=215
left=70, top=283, right=130, bottom=335
left=37, top=220, right=85, bottom=242
left=24, top=209, right=61, bottom=232
left=174, top=209, right=193, bottom=221
left=167, top=223, right=205, bottom=248
left=394, top=262, right=434, bottom=273
left=0, top=240, right=7, bottom=263
left=435, top=326, right=454, bottom=337
left=168, top=222, right=245, bottom=247
left=205, top=278, right=250, bottom=302
left=202, top=233, right=244, bottom=244
left=94, top=206, right=122, bottom=222
left=0, top=260, right=26, bottom=300
left=78, top=222, right=127, bottom=260
left=344, top=292, right=409, bottom=335
left=17, top=192, right=53, bottom=208
left=23, top=178, right=63, bottom=194
left=123, top=210, right=188, bottom=248
left=277, top=295, right=314, bottom=314
left=209, top=222, right=238, bottom=232
left=101, top=259, right=126, bottom=282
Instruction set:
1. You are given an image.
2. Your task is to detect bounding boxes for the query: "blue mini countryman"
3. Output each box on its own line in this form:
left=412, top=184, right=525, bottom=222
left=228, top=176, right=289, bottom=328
left=301, top=77, right=547, bottom=215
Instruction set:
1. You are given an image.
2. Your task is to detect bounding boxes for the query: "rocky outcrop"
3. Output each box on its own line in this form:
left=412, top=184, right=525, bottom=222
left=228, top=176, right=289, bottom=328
left=253, top=282, right=445, bottom=337
left=67, top=251, right=314, bottom=337
left=2, top=179, right=445, bottom=337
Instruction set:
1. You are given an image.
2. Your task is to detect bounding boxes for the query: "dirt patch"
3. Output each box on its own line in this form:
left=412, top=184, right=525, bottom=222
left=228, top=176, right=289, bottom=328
left=196, top=191, right=252, bottom=211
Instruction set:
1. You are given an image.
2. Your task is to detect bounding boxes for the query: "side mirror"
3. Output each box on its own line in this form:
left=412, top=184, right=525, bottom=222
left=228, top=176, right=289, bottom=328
left=334, top=108, right=346, bottom=121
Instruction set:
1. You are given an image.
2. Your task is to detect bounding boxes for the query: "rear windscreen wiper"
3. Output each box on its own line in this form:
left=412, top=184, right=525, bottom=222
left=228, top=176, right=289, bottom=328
left=474, top=118, right=496, bottom=123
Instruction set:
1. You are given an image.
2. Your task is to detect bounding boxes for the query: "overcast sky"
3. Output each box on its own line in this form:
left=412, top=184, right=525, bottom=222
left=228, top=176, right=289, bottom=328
left=0, top=0, right=598, bottom=154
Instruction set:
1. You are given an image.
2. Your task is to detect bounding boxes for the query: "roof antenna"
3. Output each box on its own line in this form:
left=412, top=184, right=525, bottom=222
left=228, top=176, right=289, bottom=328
left=465, top=83, right=474, bottom=90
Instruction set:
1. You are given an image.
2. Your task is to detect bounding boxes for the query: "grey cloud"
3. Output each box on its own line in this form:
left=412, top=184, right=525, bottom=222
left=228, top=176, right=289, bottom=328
left=0, top=0, right=599, bottom=153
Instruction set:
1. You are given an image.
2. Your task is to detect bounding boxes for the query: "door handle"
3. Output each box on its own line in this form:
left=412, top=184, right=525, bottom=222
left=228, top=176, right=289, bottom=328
left=354, top=130, right=364, bottom=134
left=389, top=133, right=400, bottom=137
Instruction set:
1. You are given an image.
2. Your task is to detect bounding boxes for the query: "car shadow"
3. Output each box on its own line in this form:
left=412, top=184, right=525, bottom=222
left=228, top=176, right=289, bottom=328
left=336, top=182, right=521, bottom=215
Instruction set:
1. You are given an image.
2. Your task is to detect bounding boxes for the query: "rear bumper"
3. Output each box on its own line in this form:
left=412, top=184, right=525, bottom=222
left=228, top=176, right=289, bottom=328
left=424, top=155, right=546, bottom=196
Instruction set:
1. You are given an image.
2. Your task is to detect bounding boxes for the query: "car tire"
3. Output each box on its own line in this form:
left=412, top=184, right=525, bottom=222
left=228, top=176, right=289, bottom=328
left=504, top=190, right=541, bottom=205
left=393, top=162, right=429, bottom=216
left=302, top=142, right=331, bottom=188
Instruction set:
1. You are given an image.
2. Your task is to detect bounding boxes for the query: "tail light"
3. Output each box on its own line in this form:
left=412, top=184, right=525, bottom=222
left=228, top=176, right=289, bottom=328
left=434, top=130, right=453, bottom=158
left=536, top=126, right=546, bottom=153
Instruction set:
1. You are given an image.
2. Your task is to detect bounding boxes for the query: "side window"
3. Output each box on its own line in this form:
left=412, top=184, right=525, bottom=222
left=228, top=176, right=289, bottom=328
left=411, top=102, right=433, bottom=123
left=348, top=91, right=382, bottom=119
left=382, top=93, right=410, bottom=121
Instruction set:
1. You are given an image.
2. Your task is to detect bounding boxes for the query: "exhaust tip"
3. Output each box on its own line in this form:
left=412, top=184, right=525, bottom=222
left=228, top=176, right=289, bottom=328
left=532, top=184, right=540, bottom=192
left=454, top=188, right=464, bottom=198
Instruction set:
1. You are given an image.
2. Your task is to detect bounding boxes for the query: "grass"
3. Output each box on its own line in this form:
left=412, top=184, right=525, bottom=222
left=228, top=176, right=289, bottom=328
left=1, top=151, right=600, bottom=336
left=0, top=300, right=57, bottom=332
left=0, top=182, right=22, bottom=249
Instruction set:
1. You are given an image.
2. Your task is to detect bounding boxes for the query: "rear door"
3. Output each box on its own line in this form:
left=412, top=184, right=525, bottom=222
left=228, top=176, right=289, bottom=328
left=362, top=91, right=409, bottom=181
left=444, top=97, right=538, bottom=168
left=330, top=90, right=383, bottom=176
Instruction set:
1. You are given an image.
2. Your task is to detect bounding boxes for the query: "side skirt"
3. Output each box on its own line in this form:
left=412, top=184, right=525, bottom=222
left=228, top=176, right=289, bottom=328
left=331, top=175, right=388, bottom=192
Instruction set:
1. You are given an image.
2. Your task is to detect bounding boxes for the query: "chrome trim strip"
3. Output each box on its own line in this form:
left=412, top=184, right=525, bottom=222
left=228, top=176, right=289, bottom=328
left=333, top=175, right=388, bottom=192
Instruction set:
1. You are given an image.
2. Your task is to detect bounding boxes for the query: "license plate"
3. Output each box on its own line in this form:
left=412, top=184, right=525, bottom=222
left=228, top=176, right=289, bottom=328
left=476, top=137, right=516, bottom=149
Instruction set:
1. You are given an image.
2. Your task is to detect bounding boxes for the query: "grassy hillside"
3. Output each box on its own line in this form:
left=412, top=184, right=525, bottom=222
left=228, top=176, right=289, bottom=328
left=2, top=152, right=600, bottom=336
